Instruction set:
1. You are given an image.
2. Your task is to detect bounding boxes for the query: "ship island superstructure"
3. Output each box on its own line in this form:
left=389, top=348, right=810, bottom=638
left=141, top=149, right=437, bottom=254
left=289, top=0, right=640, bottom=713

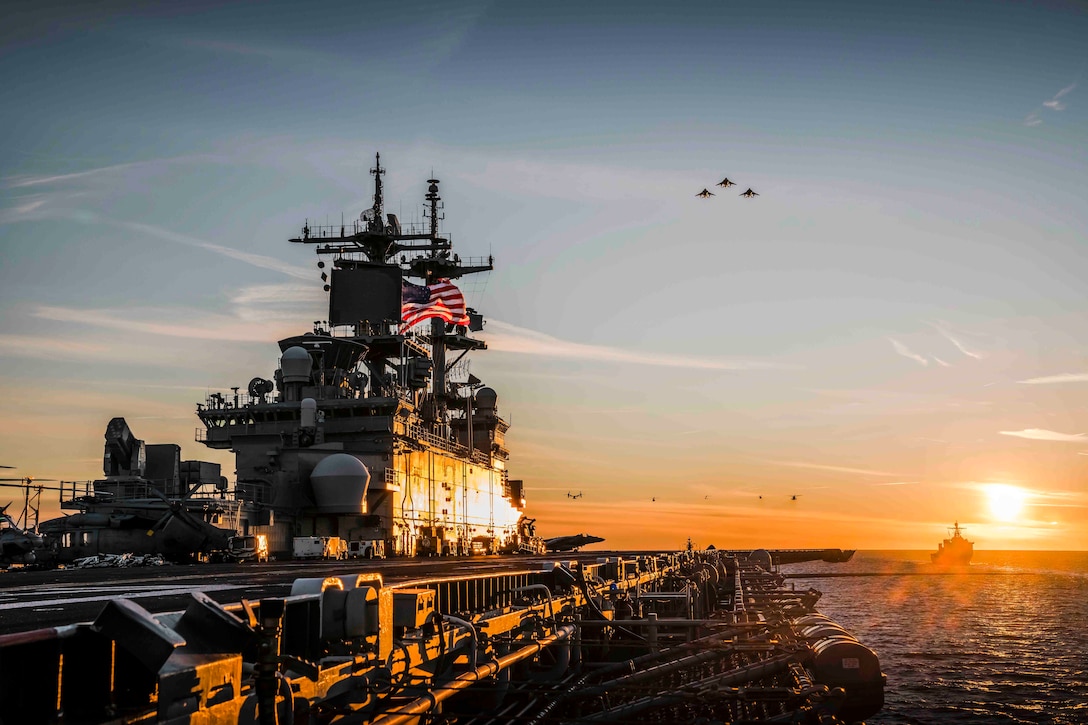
left=194, top=154, right=539, bottom=558
left=40, top=155, right=540, bottom=562
left=931, top=521, right=973, bottom=565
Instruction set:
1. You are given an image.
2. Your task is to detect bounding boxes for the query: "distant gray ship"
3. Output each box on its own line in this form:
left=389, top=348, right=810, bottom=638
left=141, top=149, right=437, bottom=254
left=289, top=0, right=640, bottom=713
left=40, top=154, right=543, bottom=561
left=931, top=522, right=973, bottom=566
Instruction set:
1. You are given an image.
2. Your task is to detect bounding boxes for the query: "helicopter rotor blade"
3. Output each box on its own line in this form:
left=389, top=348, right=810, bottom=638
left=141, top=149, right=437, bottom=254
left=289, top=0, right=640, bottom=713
left=173, top=508, right=208, bottom=531
left=182, top=485, right=205, bottom=501
left=0, top=482, right=69, bottom=492
left=146, top=487, right=172, bottom=504
left=150, top=509, right=173, bottom=532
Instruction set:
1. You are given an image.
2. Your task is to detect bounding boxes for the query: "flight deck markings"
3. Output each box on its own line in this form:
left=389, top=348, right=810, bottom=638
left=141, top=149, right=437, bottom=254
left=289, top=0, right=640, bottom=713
left=0, top=583, right=240, bottom=611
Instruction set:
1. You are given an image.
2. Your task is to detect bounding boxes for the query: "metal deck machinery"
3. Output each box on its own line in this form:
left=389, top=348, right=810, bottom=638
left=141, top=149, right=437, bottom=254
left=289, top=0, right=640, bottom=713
left=0, top=550, right=884, bottom=724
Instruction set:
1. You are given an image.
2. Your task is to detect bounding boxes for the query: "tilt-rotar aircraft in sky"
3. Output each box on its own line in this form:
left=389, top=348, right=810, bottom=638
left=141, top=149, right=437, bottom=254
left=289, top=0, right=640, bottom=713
left=544, top=533, right=604, bottom=552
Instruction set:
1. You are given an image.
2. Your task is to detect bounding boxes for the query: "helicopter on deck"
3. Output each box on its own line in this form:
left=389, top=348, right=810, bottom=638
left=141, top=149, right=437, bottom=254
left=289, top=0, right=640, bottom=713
left=0, top=469, right=53, bottom=569
left=34, top=418, right=237, bottom=564
left=0, top=501, right=46, bottom=569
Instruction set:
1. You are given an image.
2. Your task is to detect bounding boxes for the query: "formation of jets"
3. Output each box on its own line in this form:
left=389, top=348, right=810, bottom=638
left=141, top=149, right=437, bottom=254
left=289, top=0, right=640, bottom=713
left=566, top=491, right=583, bottom=500
left=696, top=176, right=759, bottom=198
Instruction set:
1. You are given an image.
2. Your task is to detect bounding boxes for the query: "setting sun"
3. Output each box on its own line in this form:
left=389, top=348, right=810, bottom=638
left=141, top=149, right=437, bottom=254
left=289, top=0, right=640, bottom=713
left=985, top=484, right=1029, bottom=522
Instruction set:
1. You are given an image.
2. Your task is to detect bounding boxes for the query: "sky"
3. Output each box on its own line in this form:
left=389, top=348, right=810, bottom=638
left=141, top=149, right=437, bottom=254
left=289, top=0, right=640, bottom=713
left=1, top=0, right=1086, bottom=550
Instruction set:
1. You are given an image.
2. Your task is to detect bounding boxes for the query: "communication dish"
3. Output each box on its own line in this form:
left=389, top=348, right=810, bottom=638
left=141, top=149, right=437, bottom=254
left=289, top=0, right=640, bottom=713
left=248, top=377, right=274, bottom=398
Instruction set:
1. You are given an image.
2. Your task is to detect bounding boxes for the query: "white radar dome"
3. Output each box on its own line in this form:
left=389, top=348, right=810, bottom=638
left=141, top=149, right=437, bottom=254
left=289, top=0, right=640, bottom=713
left=281, top=346, right=313, bottom=383
left=301, top=398, right=317, bottom=428
left=309, top=454, right=370, bottom=514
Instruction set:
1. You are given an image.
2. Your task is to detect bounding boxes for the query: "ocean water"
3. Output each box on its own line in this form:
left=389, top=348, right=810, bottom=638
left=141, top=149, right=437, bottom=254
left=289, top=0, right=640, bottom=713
left=781, top=551, right=1088, bottom=725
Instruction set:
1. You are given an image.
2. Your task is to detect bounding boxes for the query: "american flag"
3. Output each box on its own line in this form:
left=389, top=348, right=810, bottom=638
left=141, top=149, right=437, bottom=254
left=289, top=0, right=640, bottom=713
left=401, top=279, right=468, bottom=330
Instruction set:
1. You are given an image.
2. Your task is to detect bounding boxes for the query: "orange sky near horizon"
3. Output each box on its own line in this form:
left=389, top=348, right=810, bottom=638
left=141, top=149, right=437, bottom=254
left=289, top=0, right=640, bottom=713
left=2, top=373, right=1083, bottom=552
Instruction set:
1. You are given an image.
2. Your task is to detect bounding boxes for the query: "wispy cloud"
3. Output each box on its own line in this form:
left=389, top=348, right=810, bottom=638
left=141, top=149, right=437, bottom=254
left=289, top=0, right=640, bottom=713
left=482, top=319, right=796, bottom=371
left=931, top=322, right=985, bottom=359
left=0, top=334, right=115, bottom=361
left=231, top=278, right=324, bottom=306
left=888, top=338, right=928, bottom=366
left=0, top=193, right=92, bottom=226
left=3, top=154, right=221, bottom=189
left=33, top=305, right=293, bottom=342
left=958, top=482, right=1087, bottom=510
left=4, top=160, right=148, bottom=188
left=10, top=197, right=47, bottom=214
left=771, top=461, right=906, bottom=477
left=1029, top=489, right=1088, bottom=509
left=1043, top=82, right=1076, bottom=110
left=999, top=428, right=1086, bottom=442
left=0, top=201, right=313, bottom=281
left=60, top=378, right=233, bottom=392
left=181, top=38, right=292, bottom=59
left=870, top=481, right=919, bottom=486
left=115, top=221, right=313, bottom=281
left=1018, top=372, right=1088, bottom=385
left=932, top=356, right=950, bottom=368
left=1025, top=82, right=1076, bottom=126
left=15, top=268, right=318, bottom=358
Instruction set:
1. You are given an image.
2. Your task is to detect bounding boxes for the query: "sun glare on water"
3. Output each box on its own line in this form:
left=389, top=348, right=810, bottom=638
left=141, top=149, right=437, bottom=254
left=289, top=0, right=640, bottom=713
left=985, top=484, right=1028, bottom=522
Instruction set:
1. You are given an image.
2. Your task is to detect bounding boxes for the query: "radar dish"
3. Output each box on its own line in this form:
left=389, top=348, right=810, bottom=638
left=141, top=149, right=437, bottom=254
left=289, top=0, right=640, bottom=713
left=248, top=377, right=274, bottom=398
left=360, top=208, right=376, bottom=222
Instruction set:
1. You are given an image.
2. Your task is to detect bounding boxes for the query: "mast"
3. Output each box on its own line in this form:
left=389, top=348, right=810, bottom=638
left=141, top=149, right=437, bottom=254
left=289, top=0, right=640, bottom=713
left=287, top=153, right=494, bottom=429
left=370, top=153, right=385, bottom=234
left=427, top=178, right=447, bottom=421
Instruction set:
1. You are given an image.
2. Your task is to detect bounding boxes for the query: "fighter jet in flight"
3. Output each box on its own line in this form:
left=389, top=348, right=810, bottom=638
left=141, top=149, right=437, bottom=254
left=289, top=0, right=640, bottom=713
left=717, top=178, right=736, bottom=188
left=740, top=188, right=759, bottom=198
left=696, top=188, right=714, bottom=198
left=566, top=491, right=583, bottom=499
